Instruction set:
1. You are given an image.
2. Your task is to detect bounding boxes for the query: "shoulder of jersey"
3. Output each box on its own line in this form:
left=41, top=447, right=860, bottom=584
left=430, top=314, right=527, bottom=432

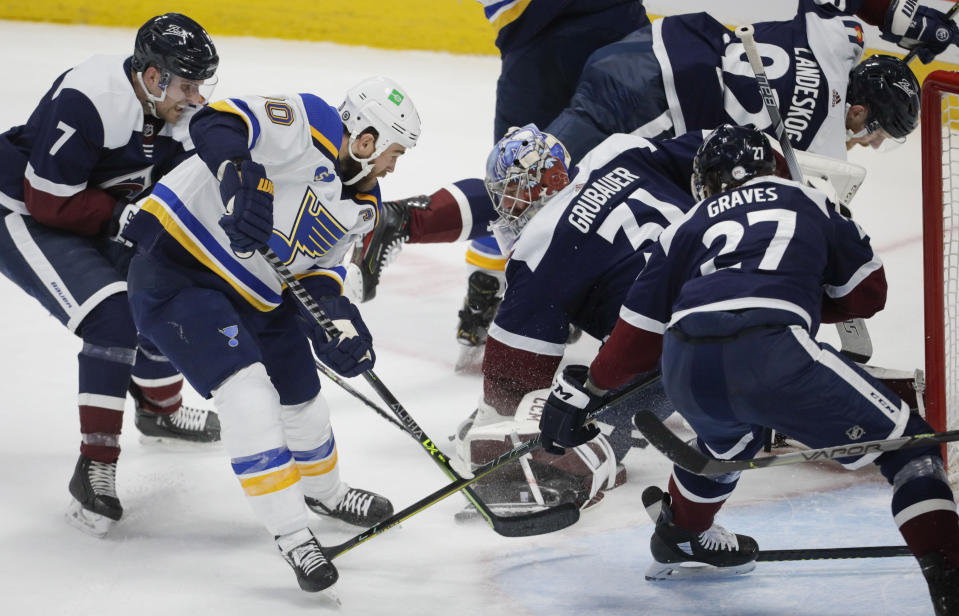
left=55, top=54, right=142, bottom=149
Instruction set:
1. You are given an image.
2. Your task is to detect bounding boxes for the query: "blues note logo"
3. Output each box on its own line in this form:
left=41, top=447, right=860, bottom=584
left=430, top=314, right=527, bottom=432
left=271, top=187, right=347, bottom=264
left=314, top=166, right=334, bottom=182
left=219, top=325, right=239, bottom=348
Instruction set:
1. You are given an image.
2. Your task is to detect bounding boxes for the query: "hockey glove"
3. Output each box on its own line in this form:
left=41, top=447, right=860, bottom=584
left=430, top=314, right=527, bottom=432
left=305, top=295, right=375, bottom=378
left=539, top=365, right=603, bottom=455
left=217, top=160, right=275, bottom=254
left=883, top=1, right=959, bottom=64
left=105, top=199, right=140, bottom=246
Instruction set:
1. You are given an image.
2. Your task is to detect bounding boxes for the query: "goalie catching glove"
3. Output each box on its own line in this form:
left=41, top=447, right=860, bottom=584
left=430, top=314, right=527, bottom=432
left=540, top=365, right=606, bottom=455
left=453, top=391, right=624, bottom=512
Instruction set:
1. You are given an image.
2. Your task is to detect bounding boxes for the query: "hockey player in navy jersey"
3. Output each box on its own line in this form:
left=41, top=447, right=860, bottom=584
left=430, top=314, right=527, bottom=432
left=451, top=124, right=703, bottom=516
left=351, top=0, right=649, bottom=370
left=538, top=124, right=959, bottom=615
left=123, top=76, right=420, bottom=592
left=354, top=0, right=930, bottom=359
left=0, top=13, right=222, bottom=537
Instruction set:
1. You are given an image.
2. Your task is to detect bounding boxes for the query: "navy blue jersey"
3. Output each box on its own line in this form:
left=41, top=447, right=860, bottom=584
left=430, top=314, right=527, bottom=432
left=488, top=132, right=702, bottom=355
left=620, top=176, right=882, bottom=338
left=480, top=0, right=644, bottom=52
left=655, top=0, right=865, bottom=158
left=0, top=55, right=193, bottom=234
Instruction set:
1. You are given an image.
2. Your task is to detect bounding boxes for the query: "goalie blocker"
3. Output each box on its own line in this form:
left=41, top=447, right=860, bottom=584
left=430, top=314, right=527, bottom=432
left=453, top=389, right=626, bottom=514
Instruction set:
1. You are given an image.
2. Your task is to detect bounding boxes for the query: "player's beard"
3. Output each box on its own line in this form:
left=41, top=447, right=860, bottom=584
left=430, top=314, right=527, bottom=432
left=340, top=156, right=364, bottom=184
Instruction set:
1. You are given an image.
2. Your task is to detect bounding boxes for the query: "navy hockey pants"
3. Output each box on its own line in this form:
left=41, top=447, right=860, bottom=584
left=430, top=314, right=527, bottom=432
left=127, top=247, right=320, bottom=404
left=662, top=312, right=912, bottom=470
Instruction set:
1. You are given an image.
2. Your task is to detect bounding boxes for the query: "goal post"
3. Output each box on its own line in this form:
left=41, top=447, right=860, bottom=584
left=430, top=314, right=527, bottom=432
left=922, top=69, right=959, bottom=486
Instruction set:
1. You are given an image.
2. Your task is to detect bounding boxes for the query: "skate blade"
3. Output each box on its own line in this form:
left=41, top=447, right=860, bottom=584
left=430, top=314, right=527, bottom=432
left=137, top=434, right=222, bottom=449
left=64, top=499, right=114, bottom=538
left=454, top=345, right=484, bottom=374
left=644, top=559, right=756, bottom=581
left=319, top=588, right=342, bottom=607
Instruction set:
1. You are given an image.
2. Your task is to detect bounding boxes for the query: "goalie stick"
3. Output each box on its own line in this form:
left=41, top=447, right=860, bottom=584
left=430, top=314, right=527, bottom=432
left=323, top=373, right=661, bottom=559
left=735, top=24, right=874, bottom=363
left=260, top=246, right=576, bottom=537
left=643, top=486, right=912, bottom=561
left=756, top=545, right=911, bottom=561
left=633, top=410, right=959, bottom=475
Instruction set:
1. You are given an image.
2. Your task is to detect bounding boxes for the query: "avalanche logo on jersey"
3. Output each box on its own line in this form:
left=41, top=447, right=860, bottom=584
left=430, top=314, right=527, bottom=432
left=98, top=166, right=153, bottom=200
left=270, top=186, right=347, bottom=264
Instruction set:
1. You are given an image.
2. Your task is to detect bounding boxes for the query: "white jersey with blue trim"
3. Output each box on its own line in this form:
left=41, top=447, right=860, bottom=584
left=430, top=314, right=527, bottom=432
left=138, top=93, right=380, bottom=311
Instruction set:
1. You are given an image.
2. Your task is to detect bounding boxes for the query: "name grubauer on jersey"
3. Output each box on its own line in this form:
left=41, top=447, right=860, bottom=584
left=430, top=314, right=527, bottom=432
left=489, top=132, right=700, bottom=354
left=136, top=93, right=381, bottom=311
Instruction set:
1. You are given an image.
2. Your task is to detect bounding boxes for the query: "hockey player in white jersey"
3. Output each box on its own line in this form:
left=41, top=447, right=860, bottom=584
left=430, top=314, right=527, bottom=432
left=122, top=76, right=420, bottom=592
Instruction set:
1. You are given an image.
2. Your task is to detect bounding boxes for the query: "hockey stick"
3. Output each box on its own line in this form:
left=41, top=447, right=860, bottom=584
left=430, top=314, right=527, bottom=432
left=313, top=358, right=407, bottom=432
left=736, top=24, right=873, bottom=363
left=323, top=374, right=659, bottom=559
left=756, top=545, right=911, bottom=561
left=903, top=1, right=959, bottom=65
left=633, top=409, right=959, bottom=476
left=260, top=246, right=577, bottom=537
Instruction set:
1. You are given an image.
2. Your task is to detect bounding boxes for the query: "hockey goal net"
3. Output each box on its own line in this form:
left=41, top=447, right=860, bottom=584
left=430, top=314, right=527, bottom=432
left=922, top=70, right=959, bottom=488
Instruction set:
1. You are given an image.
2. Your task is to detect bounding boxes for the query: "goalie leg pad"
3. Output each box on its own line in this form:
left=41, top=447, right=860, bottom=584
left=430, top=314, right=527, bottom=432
left=455, top=391, right=624, bottom=511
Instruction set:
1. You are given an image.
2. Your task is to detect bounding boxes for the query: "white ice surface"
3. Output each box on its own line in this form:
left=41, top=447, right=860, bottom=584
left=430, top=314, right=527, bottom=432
left=0, top=20, right=938, bottom=616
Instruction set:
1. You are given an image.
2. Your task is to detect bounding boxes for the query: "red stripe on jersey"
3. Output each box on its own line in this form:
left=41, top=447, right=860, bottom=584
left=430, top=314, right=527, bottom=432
left=24, top=180, right=115, bottom=236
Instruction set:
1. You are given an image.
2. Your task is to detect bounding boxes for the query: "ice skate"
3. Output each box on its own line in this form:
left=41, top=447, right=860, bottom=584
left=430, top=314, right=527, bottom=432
left=642, top=486, right=758, bottom=580
left=306, top=484, right=394, bottom=527
left=919, top=552, right=959, bottom=616
left=131, top=383, right=221, bottom=444
left=454, top=271, right=502, bottom=373
left=65, top=454, right=122, bottom=537
left=276, top=528, right=339, bottom=592
left=351, top=195, right=427, bottom=302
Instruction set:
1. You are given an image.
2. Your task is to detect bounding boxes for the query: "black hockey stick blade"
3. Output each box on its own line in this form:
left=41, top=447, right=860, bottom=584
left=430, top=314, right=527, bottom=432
left=483, top=502, right=580, bottom=537
left=322, top=434, right=578, bottom=559
left=324, top=375, right=664, bottom=558
left=757, top=545, right=912, bottom=561
left=633, top=410, right=959, bottom=476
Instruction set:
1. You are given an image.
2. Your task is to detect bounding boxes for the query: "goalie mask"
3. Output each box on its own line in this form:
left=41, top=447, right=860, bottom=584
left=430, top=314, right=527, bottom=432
left=846, top=54, right=920, bottom=143
left=132, top=13, right=219, bottom=115
left=339, top=76, right=421, bottom=186
left=692, top=124, right=776, bottom=200
left=484, top=124, right=571, bottom=251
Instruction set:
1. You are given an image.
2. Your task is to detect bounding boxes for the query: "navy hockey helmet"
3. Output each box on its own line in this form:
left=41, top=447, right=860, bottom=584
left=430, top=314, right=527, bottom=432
left=692, top=124, right=776, bottom=200
left=132, top=13, right=218, bottom=81
left=846, top=54, right=919, bottom=140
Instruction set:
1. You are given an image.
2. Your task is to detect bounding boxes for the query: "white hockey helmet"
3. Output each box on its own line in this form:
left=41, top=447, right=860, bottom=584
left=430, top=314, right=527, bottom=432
left=338, top=76, right=421, bottom=185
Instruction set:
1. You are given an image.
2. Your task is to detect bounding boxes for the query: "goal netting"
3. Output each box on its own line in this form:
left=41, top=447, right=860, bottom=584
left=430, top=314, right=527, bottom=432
left=922, top=70, right=959, bottom=489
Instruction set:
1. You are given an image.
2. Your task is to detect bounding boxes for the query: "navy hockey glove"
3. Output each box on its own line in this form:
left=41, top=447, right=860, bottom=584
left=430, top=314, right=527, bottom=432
left=218, top=160, right=275, bottom=253
left=883, top=1, right=959, bottom=64
left=305, top=295, right=375, bottom=378
left=539, top=365, right=603, bottom=455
